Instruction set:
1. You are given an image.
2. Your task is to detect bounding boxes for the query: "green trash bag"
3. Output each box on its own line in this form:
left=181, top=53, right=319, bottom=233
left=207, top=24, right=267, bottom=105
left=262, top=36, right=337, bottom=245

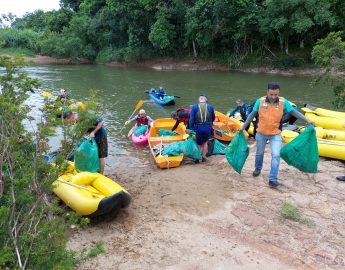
left=184, top=138, right=202, bottom=160
left=225, top=131, right=249, bottom=174
left=207, top=138, right=227, bottom=156
left=133, top=125, right=148, bottom=136
left=74, top=138, right=100, bottom=172
left=162, top=141, right=185, bottom=156
left=158, top=129, right=178, bottom=136
left=280, top=125, right=319, bottom=173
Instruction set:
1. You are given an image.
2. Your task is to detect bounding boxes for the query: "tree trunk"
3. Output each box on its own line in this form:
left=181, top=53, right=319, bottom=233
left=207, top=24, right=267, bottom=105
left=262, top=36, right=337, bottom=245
left=300, top=39, right=304, bottom=48
left=192, top=41, right=197, bottom=58
left=285, top=36, right=289, bottom=54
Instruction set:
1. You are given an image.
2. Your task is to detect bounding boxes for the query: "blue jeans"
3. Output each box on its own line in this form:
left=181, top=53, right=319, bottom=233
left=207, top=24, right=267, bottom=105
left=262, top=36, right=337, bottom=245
left=255, top=132, right=282, bottom=182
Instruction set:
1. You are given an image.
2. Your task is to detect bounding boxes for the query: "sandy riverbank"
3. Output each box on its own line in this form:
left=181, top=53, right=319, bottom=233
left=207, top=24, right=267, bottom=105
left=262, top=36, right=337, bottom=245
left=68, top=141, right=345, bottom=270
left=23, top=55, right=320, bottom=76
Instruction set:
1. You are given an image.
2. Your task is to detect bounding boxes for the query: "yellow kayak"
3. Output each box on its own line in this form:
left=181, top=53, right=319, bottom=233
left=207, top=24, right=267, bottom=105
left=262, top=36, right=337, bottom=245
left=304, top=104, right=345, bottom=119
left=213, top=111, right=249, bottom=141
left=53, top=162, right=131, bottom=217
left=148, top=118, right=188, bottom=169
left=302, top=108, right=345, bottom=130
left=281, top=130, right=345, bottom=161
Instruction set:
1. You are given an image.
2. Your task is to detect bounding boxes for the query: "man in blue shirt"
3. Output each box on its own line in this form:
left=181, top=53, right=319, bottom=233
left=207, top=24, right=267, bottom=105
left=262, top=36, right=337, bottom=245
left=189, top=95, right=215, bottom=162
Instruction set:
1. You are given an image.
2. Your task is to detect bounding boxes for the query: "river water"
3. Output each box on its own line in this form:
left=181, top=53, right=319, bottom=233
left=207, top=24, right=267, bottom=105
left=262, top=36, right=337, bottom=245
left=24, top=64, right=333, bottom=173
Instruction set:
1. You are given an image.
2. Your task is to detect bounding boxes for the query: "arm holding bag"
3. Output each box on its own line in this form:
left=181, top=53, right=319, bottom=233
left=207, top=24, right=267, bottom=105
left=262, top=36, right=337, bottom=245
left=74, top=138, right=100, bottom=173
left=225, top=131, right=249, bottom=174
left=280, top=125, right=319, bottom=173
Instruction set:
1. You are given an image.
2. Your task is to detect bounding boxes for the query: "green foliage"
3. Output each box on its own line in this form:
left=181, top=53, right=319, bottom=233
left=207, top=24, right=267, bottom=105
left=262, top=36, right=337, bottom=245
left=0, top=47, right=35, bottom=56
left=279, top=201, right=315, bottom=226
left=0, top=28, right=40, bottom=51
left=312, top=31, right=345, bottom=108
left=88, top=241, right=105, bottom=258
left=96, top=47, right=124, bottom=62
left=149, top=6, right=175, bottom=50
left=0, top=56, right=103, bottom=269
left=1, top=0, right=345, bottom=65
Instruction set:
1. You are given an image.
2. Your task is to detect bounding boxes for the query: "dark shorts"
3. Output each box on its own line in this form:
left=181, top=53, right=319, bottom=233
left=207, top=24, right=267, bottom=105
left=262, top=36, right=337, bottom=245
left=95, top=134, right=108, bottom=158
left=195, top=124, right=213, bottom=145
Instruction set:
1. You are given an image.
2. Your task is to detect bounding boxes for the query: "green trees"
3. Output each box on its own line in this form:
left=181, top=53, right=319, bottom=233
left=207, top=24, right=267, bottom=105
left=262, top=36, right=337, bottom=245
left=1, top=0, right=345, bottom=66
left=312, top=31, right=345, bottom=108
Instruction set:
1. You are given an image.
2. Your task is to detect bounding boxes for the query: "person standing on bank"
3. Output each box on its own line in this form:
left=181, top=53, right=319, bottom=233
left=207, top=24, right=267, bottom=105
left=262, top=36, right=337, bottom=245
left=189, top=95, right=215, bottom=162
left=64, top=112, right=108, bottom=175
left=239, top=82, right=313, bottom=188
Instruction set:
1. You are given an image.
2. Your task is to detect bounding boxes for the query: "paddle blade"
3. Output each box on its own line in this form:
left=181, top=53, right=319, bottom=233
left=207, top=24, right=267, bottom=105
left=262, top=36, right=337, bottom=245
left=42, top=91, right=53, bottom=98
left=304, top=103, right=317, bottom=110
left=134, top=100, right=144, bottom=112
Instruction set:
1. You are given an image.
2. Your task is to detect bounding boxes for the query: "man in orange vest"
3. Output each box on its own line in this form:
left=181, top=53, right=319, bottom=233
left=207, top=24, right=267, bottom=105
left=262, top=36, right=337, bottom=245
left=239, top=82, right=313, bottom=188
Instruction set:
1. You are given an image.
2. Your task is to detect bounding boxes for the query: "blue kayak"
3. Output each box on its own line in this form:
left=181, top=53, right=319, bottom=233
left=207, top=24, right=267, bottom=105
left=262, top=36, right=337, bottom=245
left=149, top=90, right=175, bottom=106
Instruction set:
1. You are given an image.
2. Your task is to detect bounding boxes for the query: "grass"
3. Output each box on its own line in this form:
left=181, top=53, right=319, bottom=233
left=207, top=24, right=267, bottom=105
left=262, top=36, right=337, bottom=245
left=0, top=47, right=35, bottom=57
left=279, top=201, right=315, bottom=227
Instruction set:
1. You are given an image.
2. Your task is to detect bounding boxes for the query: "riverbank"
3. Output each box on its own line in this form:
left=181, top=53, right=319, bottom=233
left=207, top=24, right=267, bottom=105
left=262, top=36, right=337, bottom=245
left=68, top=143, right=345, bottom=269
left=22, top=55, right=320, bottom=76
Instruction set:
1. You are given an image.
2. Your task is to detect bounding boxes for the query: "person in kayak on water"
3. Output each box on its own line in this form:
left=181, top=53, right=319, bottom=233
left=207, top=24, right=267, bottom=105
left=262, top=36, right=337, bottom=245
left=155, top=86, right=166, bottom=100
left=171, top=107, right=191, bottom=132
left=189, top=95, right=215, bottom=162
left=239, top=82, right=314, bottom=188
left=125, top=109, right=153, bottom=137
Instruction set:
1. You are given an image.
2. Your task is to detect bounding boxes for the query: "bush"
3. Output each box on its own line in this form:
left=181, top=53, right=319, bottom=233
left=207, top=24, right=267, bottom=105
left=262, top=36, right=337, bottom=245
left=96, top=47, right=123, bottom=62
left=0, top=28, right=40, bottom=51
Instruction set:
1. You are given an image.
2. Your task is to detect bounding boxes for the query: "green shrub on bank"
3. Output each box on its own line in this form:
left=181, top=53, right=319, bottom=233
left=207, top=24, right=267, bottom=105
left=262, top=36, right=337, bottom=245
left=0, top=47, right=35, bottom=56
left=0, top=28, right=40, bottom=51
left=0, top=56, right=106, bottom=269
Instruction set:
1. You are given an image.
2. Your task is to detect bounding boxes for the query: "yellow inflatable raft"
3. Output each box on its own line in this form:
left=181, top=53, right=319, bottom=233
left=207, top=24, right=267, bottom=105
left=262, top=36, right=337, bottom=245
left=302, top=108, right=345, bottom=130
left=299, top=126, right=345, bottom=141
left=281, top=130, right=345, bottom=161
left=304, top=104, right=345, bottom=119
left=213, top=111, right=249, bottom=141
left=53, top=163, right=131, bottom=217
left=148, top=118, right=188, bottom=169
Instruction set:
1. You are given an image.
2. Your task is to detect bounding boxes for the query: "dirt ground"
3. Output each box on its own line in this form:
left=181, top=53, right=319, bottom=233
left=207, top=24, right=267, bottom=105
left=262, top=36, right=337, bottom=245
left=67, top=141, right=345, bottom=270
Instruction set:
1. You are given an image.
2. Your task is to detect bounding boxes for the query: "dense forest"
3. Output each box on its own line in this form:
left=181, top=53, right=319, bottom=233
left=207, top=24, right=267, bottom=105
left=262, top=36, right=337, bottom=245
left=1, top=0, right=345, bottom=67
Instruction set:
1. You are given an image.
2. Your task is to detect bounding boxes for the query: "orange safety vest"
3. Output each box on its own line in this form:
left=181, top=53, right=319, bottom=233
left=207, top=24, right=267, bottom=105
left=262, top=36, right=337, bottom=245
left=257, top=96, right=285, bottom=135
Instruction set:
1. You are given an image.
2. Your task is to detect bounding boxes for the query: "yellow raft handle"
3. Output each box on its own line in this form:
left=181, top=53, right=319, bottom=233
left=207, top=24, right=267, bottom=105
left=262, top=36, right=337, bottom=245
left=56, top=178, right=101, bottom=195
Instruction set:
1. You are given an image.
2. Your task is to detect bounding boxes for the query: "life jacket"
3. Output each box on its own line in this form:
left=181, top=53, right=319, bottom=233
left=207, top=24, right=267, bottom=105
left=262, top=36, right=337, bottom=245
left=257, top=96, right=285, bottom=135
left=195, top=103, right=212, bottom=124
left=176, top=107, right=190, bottom=125
left=136, top=114, right=149, bottom=126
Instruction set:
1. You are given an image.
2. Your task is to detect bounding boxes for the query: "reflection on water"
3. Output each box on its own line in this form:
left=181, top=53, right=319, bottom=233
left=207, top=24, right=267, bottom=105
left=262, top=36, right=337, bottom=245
left=23, top=64, right=333, bottom=174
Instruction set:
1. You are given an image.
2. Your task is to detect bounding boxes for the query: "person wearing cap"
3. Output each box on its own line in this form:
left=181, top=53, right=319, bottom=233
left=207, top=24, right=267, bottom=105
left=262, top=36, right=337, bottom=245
left=228, top=99, right=253, bottom=121
left=126, top=109, right=154, bottom=137
left=189, top=95, right=215, bottom=162
left=239, top=82, right=314, bottom=188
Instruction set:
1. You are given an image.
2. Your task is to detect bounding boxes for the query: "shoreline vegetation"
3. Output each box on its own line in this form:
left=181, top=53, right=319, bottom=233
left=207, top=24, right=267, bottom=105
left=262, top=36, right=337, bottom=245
left=20, top=54, right=320, bottom=76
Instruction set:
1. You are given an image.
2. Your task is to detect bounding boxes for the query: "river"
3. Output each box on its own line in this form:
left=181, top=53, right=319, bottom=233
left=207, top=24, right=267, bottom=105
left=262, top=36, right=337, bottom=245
left=24, top=64, right=333, bottom=174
